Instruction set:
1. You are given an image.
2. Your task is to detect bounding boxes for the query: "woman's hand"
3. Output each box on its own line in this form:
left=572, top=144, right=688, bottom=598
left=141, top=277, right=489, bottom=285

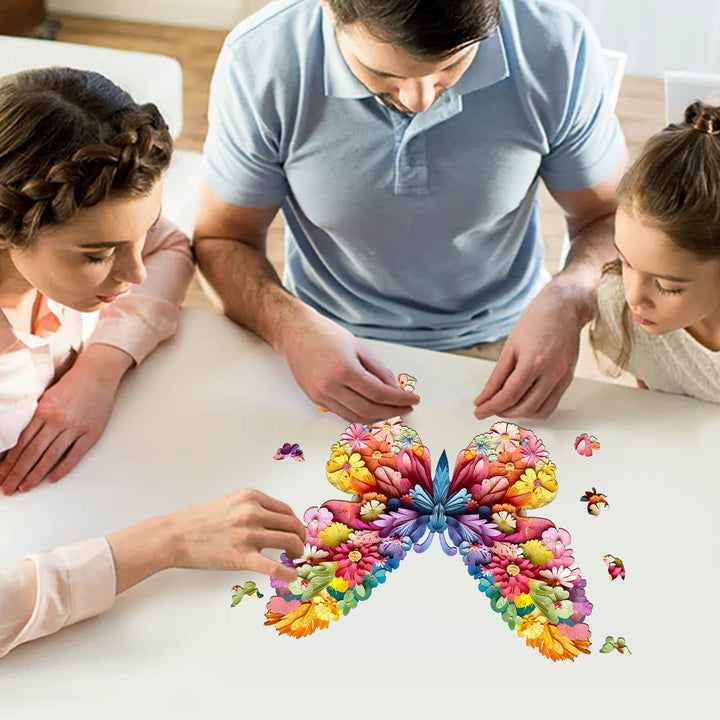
left=107, top=489, right=307, bottom=592
left=0, top=344, right=133, bottom=495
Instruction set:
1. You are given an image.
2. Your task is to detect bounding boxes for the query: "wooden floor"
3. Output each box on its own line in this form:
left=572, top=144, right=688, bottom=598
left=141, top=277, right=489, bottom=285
left=49, top=13, right=666, bottom=384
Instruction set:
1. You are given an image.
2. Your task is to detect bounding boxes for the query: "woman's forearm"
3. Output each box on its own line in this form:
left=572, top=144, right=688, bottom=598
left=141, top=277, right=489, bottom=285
left=106, top=514, right=178, bottom=594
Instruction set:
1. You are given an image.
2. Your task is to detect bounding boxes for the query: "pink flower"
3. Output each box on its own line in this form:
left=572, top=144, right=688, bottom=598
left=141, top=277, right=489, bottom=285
left=332, top=542, right=380, bottom=587
left=267, top=596, right=302, bottom=614
left=519, top=433, right=549, bottom=465
left=574, top=434, right=599, bottom=457
left=489, top=555, right=536, bottom=600
left=541, top=527, right=571, bottom=551
left=490, top=422, right=521, bottom=454
left=342, top=424, right=372, bottom=452
left=369, top=417, right=402, bottom=444
left=348, top=530, right=381, bottom=546
left=489, top=541, right=523, bottom=560
left=304, top=507, right=334, bottom=537
left=374, top=466, right=412, bottom=499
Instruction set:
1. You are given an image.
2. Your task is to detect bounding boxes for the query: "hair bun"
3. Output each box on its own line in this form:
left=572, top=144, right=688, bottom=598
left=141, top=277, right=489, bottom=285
left=685, top=100, right=720, bottom=135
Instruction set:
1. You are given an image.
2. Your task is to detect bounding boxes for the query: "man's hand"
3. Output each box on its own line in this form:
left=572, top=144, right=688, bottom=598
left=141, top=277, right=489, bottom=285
left=279, top=305, right=419, bottom=423
left=0, top=344, right=133, bottom=495
left=474, top=279, right=595, bottom=420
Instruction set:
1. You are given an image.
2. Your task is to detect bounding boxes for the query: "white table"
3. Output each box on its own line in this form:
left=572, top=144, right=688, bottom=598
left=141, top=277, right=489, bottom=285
left=0, top=309, right=717, bottom=716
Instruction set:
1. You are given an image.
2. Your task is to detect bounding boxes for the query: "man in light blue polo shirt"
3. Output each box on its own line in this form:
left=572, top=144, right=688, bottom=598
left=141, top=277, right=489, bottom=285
left=195, top=0, right=627, bottom=422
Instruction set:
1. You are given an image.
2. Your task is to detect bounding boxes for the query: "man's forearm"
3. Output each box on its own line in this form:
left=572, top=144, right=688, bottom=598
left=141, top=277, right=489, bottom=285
left=195, top=239, right=307, bottom=353
left=552, top=213, right=617, bottom=325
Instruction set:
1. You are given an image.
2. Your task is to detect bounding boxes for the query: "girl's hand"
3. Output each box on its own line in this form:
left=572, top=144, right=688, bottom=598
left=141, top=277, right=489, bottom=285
left=0, top=344, right=133, bottom=496
left=108, top=489, right=307, bottom=592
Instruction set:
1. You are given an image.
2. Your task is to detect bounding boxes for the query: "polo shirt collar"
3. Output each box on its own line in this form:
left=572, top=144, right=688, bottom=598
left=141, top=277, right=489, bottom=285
left=323, top=10, right=373, bottom=99
left=323, top=9, right=509, bottom=101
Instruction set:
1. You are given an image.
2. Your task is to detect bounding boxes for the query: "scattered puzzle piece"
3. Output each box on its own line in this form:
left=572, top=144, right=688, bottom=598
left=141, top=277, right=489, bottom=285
left=274, top=443, right=305, bottom=462
left=581, top=487, right=609, bottom=516
left=599, top=636, right=631, bottom=654
left=574, top=433, right=600, bottom=457
left=397, top=373, right=417, bottom=393
left=231, top=581, right=264, bottom=607
left=603, top=554, right=626, bottom=581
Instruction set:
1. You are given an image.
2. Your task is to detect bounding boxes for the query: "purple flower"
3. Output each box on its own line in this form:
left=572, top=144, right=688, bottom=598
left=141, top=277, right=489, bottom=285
left=378, top=534, right=412, bottom=559
left=458, top=540, right=492, bottom=566
left=566, top=578, right=593, bottom=620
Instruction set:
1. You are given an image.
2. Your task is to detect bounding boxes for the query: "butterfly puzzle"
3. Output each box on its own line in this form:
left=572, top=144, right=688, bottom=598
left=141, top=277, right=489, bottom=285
left=264, top=385, right=593, bottom=661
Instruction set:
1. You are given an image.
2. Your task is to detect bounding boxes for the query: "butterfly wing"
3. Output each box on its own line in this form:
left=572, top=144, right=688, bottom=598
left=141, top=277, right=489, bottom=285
left=450, top=424, right=592, bottom=661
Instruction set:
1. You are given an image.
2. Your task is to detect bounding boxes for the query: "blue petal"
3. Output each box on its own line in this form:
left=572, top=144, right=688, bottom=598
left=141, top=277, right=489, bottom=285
left=438, top=532, right=458, bottom=556
left=413, top=532, right=434, bottom=553
left=432, top=451, right=450, bottom=504
left=410, top=485, right=435, bottom=513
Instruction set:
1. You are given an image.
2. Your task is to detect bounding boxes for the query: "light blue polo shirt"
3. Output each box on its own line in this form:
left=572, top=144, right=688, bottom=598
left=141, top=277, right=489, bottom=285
left=203, top=0, right=626, bottom=350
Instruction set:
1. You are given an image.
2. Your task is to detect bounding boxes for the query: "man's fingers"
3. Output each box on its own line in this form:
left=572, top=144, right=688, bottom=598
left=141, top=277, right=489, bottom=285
left=355, top=350, right=420, bottom=407
left=314, top=394, right=363, bottom=424
left=0, top=424, right=65, bottom=495
left=47, top=436, right=94, bottom=484
left=474, top=347, right=517, bottom=407
left=246, top=553, right=297, bottom=583
left=475, top=362, right=538, bottom=419
left=534, top=376, right=573, bottom=419
left=334, top=384, right=414, bottom=424
left=18, top=430, right=76, bottom=493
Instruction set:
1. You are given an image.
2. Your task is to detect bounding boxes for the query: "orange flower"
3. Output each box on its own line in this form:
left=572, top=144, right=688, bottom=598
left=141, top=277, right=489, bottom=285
left=516, top=611, right=591, bottom=661
left=489, top=448, right=528, bottom=484
left=264, top=592, right=340, bottom=638
left=358, top=436, right=397, bottom=475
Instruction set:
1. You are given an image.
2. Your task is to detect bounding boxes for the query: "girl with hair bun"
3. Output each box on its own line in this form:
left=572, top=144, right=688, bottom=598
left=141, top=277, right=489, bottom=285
left=0, top=67, right=194, bottom=493
left=591, top=101, right=720, bottom=402
left=0, top=69, right=306, bottom=659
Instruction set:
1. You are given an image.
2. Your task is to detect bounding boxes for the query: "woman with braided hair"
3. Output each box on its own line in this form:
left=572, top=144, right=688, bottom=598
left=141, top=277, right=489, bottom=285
left=0, top=67, right=193, bottom=491
left=0, top=69, right=306, bottom=658
left=590, top=101, right=720, bottom=402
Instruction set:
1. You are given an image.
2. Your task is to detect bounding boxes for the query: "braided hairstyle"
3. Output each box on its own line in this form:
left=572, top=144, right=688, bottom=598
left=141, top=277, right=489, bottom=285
left=590, top=100, right=720, bottom=372
left=0, top=67, right=172, bottom=249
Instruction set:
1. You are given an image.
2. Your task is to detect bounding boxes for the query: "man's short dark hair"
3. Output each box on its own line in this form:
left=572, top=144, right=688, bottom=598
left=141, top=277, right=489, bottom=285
left=327, top=0, right=501, bottom=59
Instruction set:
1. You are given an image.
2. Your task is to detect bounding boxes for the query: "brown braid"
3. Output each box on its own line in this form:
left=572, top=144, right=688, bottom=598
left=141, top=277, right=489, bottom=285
left=0, top=68, right=172, bottom=248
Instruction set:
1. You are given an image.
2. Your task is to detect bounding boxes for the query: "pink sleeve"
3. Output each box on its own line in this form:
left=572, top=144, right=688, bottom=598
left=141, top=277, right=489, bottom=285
left=0, top=537, right=116, bottom=658
left=87, top=216, right=195, bottom=365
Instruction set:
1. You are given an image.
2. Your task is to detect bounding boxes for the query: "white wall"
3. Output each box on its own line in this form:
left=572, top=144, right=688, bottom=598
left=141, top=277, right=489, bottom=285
left=566, top=0, right=720, bottom=77
left=49, top=0, right=720, bottom=78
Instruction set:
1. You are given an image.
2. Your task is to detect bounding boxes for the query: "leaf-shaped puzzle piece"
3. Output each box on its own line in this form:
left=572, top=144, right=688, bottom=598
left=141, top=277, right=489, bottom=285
left=264, top=381, right=592, bottom=661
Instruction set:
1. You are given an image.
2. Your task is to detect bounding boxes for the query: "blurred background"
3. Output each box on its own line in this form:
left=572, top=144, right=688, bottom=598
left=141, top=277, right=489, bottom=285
left=1, top=0, right=718, bottom=383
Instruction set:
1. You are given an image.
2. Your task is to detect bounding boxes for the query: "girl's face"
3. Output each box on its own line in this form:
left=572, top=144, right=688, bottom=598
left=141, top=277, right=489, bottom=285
left=614, top=207, right=720, bottom=341
left=3, top=182, right=162, bottom=313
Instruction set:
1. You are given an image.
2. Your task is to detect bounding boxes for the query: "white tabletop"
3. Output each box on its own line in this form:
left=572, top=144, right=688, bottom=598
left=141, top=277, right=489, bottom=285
left=0, top=308, right=717, bottom=716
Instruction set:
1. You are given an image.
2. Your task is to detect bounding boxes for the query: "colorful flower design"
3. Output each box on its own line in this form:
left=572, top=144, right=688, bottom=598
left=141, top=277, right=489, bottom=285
left=303, top=507, right=333, bottom=537
left=358, top=437, right=397, bottom=476
left=264, top=389, right=592, bottom=662
left=490, top=422, right=522, bottom=454
left=341, top=424, right=372, bottom=452
left=489, top=555, right=536, bottom=600
left=326, top=450, right=375, bottom=494
left=332, top=542, right=381, bottom=587
left=369, top=416, right=403, bottom=444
